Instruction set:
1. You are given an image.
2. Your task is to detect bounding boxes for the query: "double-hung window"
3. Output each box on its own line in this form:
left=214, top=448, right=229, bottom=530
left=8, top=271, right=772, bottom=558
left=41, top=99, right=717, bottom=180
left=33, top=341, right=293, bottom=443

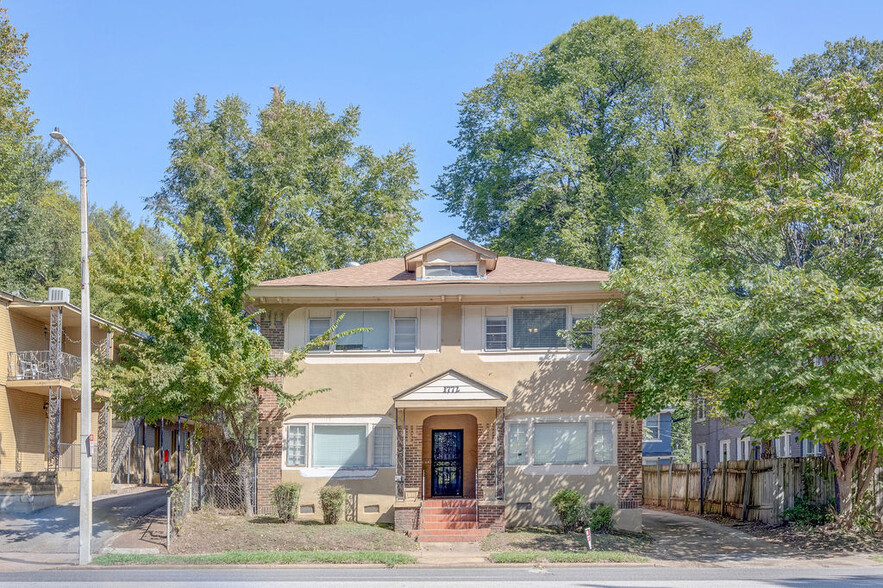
left=644, top=414, right=661, bottom=441
left=506, top=422, right=529, bottom=465
left=308, top=318, right=331, bottom=351
left=694, top=398, right=707, bottom=423
left=335, top=310, right=391, bottom=351
left=592, top=421, right=614, bottom=464
left=485, top=316, right=508, bottom=351
left=393, top=317, right=417, bottom=352
left=570, top=315, right=595, bottom=350
left=512, top=307, right=567, bottom=349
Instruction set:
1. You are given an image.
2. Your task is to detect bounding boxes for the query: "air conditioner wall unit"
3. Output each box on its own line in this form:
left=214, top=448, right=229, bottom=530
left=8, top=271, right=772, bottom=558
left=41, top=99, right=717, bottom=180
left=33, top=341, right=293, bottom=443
left=47, top=287, right=71, bottom=304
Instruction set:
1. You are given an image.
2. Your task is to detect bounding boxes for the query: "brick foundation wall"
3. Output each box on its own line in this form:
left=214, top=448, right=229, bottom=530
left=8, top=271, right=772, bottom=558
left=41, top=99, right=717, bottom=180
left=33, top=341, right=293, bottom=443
left=394, top=506, right=420, bottom=531
left=478, top=504, right=506, bottom=531
left=617, top=394, right=643, bottom=509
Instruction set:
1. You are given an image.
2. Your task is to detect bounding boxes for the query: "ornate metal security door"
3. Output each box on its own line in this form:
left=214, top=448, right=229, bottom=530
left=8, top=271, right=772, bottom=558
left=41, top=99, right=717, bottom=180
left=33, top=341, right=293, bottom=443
left=431, top=429, right=463, bottom=497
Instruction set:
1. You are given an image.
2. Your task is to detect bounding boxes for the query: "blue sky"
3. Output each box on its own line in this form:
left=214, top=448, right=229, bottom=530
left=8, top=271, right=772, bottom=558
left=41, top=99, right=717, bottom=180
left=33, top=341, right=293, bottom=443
left=6, top=1, right=883, bottom=247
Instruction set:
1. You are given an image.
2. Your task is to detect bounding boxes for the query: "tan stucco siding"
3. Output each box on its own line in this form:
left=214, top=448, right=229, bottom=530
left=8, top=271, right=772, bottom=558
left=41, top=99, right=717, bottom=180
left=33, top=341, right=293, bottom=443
left=280, top=468, right=397, bottom=524
left=503, top=466, right=618, bottom=527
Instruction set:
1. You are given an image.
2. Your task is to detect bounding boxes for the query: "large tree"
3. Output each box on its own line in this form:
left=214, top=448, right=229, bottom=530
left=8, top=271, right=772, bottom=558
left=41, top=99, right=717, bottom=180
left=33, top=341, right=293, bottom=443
left=434, top=15, right=786, bottom=269
left=790, top=36, right=883, bottom=91
left=149, top=90, right=423, bottom=279
left=590, top=73, right=883, bottom=522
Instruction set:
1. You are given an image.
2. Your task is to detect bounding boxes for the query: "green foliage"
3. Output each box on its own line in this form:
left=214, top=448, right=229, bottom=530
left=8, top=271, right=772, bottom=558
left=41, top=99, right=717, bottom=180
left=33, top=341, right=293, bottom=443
left=783, top=497, right=835, bottom=528
left=583, top=504, right=614, bottom=534
left=318, top=486, right=348, bottom=525
left=550, top=489, right=583, bottom=532
left=435, top=15, right=786, bottom=269
left=790, top=37, right=883, bottom=92
left=149, top=90, right=422, bottom=279
left=589, top=72, right=883, bottom=521
left=487, top=550, right=647, bottom=564
left=270, top=483, right=302, bottom=523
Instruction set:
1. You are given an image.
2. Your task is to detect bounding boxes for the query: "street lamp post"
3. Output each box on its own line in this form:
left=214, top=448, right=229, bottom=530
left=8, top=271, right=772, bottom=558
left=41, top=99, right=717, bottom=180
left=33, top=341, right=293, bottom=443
left=50, top=128, right=92, bottom=565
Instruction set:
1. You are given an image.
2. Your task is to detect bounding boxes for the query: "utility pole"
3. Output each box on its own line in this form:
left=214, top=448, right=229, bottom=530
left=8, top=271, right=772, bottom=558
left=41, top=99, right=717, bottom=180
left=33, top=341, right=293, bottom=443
left=50, top=129, right=92, bottom=565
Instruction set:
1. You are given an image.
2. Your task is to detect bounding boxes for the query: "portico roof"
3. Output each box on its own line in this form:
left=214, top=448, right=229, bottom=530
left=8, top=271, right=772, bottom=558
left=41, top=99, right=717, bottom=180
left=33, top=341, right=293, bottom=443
left=393, top=369, right=507, bottom=408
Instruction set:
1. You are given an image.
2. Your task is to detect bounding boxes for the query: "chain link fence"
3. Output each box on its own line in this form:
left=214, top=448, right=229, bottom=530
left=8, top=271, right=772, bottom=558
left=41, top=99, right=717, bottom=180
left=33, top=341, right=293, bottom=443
left=165, top=440, right=257, bottom=550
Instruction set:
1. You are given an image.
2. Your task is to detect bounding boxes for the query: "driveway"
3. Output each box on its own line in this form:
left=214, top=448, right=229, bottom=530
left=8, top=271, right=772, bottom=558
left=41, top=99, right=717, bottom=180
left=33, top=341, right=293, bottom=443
left=0, top=487, right=167, bottom=555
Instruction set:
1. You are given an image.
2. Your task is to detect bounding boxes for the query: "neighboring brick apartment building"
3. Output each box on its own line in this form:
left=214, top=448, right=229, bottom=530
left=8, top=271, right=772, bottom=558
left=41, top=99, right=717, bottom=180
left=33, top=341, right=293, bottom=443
left=250, top=235, right=643, bottom=539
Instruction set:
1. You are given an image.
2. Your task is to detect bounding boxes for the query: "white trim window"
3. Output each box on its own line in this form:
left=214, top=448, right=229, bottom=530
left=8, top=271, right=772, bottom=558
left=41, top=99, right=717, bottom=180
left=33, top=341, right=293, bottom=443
left=738, top=434, right=752, bottom=461
left=694, top=398, right=707, bottom=423
left=644, top=414, right=661, bottom=441
left=802, top=438, right=822, bottom=457
left=505, top=417, right=616, bottom=467
left=286, top=424, right=307, bottom=467
left=775, top=432, right=792, bottom=458
left=512, top=307, right=567, bottom=349
left=695, top=442, right=707, bottom=463
left=308, top=318, right=331, bottom=351
left=283, top=419, right=395, bottom=470
left=423, top=264, right=479, bottom=279
left=373, top=426, right=394, bottom=466
left=485, top=316, right=508, bottom=351
left=720, top=439, right=732, bottom=462
left=393, top=317, right=417, bottom=353
left=335, top=310, right=391, bottom=351
left=569, top=315, right=595, bottom=350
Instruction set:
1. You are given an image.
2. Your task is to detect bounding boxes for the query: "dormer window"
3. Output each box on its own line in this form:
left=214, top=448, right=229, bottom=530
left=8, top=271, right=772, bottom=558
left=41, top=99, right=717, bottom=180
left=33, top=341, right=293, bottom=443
left=423, top=264, right=479, bottom=279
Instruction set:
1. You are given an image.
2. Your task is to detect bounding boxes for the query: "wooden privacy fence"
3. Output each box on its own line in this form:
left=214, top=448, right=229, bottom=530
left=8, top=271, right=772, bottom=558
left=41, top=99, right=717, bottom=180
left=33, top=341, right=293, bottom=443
left=643, top=457, right=843, bottom=525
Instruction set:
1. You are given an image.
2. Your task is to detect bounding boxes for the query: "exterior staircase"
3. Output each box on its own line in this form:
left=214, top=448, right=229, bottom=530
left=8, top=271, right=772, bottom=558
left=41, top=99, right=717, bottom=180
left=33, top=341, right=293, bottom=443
left=408, top=498, right=492, bottom=542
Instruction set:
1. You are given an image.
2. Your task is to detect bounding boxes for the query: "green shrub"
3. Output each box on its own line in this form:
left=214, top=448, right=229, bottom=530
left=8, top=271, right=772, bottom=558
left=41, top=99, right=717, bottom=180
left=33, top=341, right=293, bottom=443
left=270, top=483, right=301, bottom=522
left=550, top=489, right=583, bottom=532
left=783, top=496, right=835, bottom=528
left=584, top=504, right=614, bottom=534
left=319, top=486, right=348, bottom=525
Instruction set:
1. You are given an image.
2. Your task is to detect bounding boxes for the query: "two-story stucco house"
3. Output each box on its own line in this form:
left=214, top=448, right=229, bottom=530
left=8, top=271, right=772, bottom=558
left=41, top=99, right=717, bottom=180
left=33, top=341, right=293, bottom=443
left=250, top=236, right=643, bottom=540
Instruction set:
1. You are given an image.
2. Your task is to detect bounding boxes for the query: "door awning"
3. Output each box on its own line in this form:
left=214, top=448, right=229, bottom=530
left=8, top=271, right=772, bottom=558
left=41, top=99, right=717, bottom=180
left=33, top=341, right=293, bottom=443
left=393, top=369, right=507, bottom=408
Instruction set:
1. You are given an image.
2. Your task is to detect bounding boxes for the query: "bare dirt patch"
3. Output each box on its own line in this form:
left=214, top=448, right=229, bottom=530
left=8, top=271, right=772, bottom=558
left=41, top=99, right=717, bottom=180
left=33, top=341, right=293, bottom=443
left=480, top=526, right=650, bottom=555
left=171, top=511, right=417, bottom=554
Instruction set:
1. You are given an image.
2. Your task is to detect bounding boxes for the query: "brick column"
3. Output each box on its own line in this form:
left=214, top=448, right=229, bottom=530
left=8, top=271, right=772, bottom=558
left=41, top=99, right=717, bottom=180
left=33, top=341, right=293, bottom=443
left=256, top=387, right=283, bottom=514
left=617, top=394, right=643, bottom=509
left=258, top=310, right=285, bottom=350
left=477, top=417, right=504, bottom=501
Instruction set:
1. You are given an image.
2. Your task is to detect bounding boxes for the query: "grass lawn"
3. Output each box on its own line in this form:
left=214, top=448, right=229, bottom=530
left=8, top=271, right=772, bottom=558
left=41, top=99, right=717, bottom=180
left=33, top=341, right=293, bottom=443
left=480, top=526, right=651, bottom=555
left=169, top=511, right=417, bottom=554
left=871, top=555, right=883, bottom=563
left=94, top=550, right=417, bottom=567
left=487, top=550, right=648, bottom=564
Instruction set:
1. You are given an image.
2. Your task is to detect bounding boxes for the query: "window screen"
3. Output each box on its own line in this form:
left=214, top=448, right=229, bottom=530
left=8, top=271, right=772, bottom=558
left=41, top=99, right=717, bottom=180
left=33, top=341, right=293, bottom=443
left=485, top=317, right=508, bottom=351
left=644, top=415, right=660, bottom=440
left=373, top=426, right=393, bottom=466
left=335, top=310, right=390, bottom=351
left=534, top=422, right=588, bottom=465
left=512, top=308, right=567, bottom=349
left=593, top=421, right=614, bottom=464
left=286, top=425, right=307, bottom=466
left=312, top=425, right=367, bottom=467
left=570, top=315, right=594, bottom=350
left=394, top=318, right=417, bottom=352
left=308, top=318, right=331, bottom=351
left=507, top=422, right=528, bottom=465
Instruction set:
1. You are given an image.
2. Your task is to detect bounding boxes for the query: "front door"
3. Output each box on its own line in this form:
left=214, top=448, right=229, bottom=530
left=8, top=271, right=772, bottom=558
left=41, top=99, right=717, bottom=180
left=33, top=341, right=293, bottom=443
left=431, top=429, right=463, bottom=497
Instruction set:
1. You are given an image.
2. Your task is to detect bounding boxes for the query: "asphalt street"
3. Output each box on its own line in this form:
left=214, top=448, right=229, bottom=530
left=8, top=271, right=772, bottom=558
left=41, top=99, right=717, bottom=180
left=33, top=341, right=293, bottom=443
left=0, top=486, right=167, bottom=554
left=1, top=565, right=883, bottom=587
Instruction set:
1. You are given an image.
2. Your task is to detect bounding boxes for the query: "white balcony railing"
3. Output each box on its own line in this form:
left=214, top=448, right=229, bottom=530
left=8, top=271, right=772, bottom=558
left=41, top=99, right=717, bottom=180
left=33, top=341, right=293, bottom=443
left=7, top=350, right=81, bottom=381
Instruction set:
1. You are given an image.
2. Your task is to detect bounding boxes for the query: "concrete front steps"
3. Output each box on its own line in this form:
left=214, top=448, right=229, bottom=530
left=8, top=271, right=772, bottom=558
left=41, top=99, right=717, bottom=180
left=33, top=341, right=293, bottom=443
left=408, top=498, right=492, bottom=543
